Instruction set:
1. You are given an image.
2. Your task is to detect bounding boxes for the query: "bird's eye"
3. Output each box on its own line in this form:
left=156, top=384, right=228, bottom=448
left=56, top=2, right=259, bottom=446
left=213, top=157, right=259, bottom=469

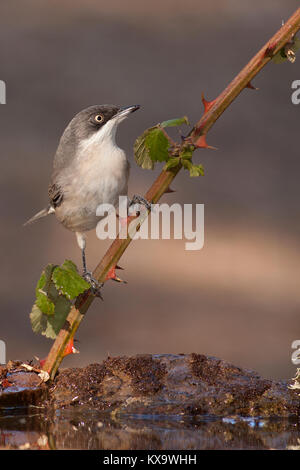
left=94, top=114, right=104, bottom=123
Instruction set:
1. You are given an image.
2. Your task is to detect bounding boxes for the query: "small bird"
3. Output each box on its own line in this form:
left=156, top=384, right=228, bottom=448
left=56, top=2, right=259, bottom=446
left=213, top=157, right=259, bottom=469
left=25, top=104, right=146, bottom=295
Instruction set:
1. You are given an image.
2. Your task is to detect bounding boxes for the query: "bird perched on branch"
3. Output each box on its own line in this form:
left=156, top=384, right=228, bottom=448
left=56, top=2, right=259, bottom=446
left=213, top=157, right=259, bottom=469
left=25, top=104, right=149, bottom=296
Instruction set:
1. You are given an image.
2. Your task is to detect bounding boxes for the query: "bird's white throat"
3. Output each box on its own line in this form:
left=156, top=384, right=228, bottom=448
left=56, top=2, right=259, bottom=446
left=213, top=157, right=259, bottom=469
left=79, top=116, right=121, bottom=152
left=65, top=116, right=129, bottom=208
left=76, top=116, right=128, bottom=171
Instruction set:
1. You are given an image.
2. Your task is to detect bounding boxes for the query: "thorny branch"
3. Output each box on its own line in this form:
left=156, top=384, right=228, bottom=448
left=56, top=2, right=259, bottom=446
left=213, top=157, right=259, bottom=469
left=42, top=8, right=300, bottom=379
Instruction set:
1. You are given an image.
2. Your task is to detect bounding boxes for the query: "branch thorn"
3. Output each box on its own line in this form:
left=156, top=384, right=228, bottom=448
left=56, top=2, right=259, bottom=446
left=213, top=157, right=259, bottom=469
left=63, top=338, right=79, bottom=357
left=246, top=81, right=258, bottom=90
left=165, top=187, right=175, bottom=193
left=201, top=92, right=217, bottom=114
left=264, top=41, right=277, bottom=58
left=106, top=265, right=127, bottom=283
left=195, top=134, right=217, bottom=150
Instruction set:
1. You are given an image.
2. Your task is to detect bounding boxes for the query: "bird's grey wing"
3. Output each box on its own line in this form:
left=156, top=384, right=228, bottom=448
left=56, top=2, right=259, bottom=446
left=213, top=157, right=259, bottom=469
left=48, top=182, right=63, bottom=208
left=52, top=120, right=79, bottom=174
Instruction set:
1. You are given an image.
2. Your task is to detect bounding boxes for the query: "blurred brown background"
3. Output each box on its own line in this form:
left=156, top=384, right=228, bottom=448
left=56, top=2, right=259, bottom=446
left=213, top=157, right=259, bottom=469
left=0, top=0, right=299, bottom=379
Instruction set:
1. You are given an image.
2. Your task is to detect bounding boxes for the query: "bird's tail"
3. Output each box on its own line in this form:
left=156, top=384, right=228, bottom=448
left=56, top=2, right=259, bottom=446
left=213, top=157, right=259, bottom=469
left=23, top=206, right=54, bottom=226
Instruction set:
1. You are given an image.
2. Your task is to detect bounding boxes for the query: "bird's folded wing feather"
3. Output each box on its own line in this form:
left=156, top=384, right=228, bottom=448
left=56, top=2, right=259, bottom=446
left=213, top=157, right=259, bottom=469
left=48, top=182, right=63, bottom=208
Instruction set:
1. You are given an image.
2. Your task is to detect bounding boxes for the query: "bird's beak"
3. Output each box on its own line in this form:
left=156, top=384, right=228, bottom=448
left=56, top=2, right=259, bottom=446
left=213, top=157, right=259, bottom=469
left=116, top=104, right=140, bottom=119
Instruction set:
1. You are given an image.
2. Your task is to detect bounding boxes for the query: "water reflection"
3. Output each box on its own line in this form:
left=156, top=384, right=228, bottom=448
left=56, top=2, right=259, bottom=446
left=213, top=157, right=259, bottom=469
left=0, top=407, right=299, bottom=450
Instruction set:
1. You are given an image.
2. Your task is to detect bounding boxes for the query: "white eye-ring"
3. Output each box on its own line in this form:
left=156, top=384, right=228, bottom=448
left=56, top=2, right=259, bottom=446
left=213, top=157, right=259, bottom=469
left=94, top=114, right=104, bottom=123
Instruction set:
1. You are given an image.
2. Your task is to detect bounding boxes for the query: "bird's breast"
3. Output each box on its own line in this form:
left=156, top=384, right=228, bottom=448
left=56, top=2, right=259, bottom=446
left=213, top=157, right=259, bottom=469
left=55, top=141, right=130, bottom=232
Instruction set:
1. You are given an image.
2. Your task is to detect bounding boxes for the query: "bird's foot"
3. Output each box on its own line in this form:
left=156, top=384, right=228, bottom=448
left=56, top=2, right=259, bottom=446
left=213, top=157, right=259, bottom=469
left=128, top=194, right=152, bottom=213
left=83, top=271, right=104, bottom=299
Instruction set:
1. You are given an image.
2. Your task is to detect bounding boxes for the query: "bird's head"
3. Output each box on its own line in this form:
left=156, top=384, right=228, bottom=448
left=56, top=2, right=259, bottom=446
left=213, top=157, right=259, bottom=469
left=68, top=104, right=140, bottom=143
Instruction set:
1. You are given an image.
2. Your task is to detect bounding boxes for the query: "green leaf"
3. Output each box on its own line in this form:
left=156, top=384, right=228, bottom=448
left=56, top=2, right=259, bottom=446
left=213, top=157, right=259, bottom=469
left=189, top=164, right=205, bottom=177
left=181, top=158, right=204, bottom=177
left=272, top=48, right=287, bottom=64
left=134, top=118, right=188, bottom=169
left=272, top=37, right=300, bottom=64
left=36, top=290, right=55, bottom=316
left=144, top=128, right=169, bottom=162
left=134, top=130, right=155, bottom=170
left=44, top=296, right=71, bottom=339
left=181, top=158, right=191, bottom=169
left=30, top=304, right=48, bottom=336
left=30, top=259, right=88, bottom=339
left=35, top=264, right=57, bottom=315
left=161, top=116, right=189, bottom=128
left=61, top=259, right=78, bottom=273
left=30, top=294, right=72, bottom=340
left=294, top=37, right=300, bottom=51
left=180, top=147, right=194, bottom=160
left=44, top=280, right=72, bottom=339
left=31, top=278, right=72, bottom=340
left=134, top=126, right=170, bottom=167
left=52, top=260, right=90, bottom=300
left=164, top=157, right=180, bottom=170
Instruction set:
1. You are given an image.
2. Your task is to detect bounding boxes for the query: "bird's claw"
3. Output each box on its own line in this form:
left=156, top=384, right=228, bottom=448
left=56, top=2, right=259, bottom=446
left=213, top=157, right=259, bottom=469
left=82, top=271, right=104, bottom=299
left=129, top=194, right=152, bottom=212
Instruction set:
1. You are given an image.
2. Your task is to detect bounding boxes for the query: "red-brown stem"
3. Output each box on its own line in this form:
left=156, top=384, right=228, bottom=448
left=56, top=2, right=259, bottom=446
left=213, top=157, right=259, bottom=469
left=189, top=8, right=300, bottom=143
left=42, top=8, right=300, bottom=379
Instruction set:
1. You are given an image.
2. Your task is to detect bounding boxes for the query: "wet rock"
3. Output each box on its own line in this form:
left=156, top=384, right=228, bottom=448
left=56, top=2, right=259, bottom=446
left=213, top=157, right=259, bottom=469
left=0, top=354, right=299, bottom=449
left=47, top=353, right=300, bottom=418
left=0, top=361, right=47, bottom=408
